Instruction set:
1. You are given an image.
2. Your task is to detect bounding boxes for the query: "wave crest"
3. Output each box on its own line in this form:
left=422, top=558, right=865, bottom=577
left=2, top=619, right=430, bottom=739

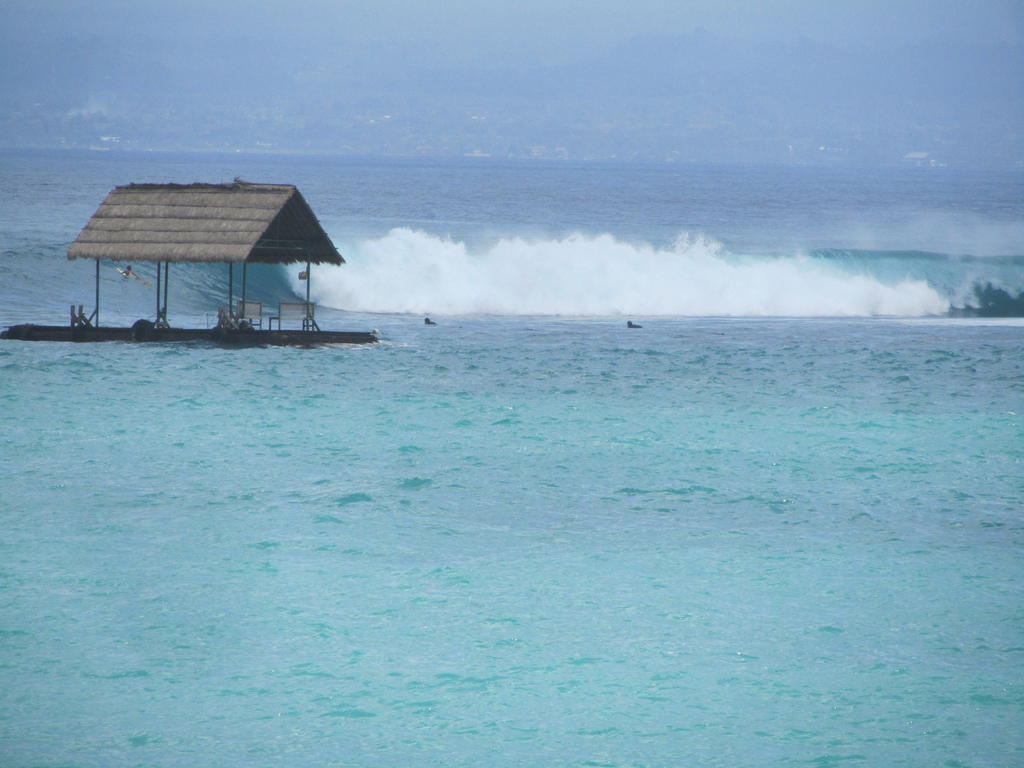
left=304, top=228, right=949, bottom=317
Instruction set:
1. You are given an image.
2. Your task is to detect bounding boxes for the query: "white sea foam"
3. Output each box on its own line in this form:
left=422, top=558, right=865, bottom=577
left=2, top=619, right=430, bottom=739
left=302, top=228, right=950, bottom=317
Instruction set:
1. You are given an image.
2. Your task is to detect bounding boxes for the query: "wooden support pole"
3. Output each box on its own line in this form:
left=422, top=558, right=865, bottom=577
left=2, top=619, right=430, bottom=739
left=161, top=262, right=170, bottom=326
left=305, top=260, right=311, bottom=331
left=94, top=259, right=100, bottom=327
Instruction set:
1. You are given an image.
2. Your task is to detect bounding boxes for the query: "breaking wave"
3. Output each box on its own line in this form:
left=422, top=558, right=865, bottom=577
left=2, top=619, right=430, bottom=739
left=301, top=229, right=950, bottom=317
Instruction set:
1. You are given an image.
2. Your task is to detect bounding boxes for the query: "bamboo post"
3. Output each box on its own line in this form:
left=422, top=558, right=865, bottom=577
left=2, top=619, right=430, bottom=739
left=305, top=261, right=311, bottom=305
left=160, top=262, right=169, bottom=327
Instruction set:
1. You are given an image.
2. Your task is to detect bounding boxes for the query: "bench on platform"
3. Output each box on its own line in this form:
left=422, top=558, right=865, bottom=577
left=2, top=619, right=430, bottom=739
left=268, top=301, right=319, bottom=331
left=236, top=300, right=263, bottom=329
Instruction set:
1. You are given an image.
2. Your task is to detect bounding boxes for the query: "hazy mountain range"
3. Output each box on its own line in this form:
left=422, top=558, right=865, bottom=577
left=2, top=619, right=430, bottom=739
left=2, top=2, right=1021, bottom=167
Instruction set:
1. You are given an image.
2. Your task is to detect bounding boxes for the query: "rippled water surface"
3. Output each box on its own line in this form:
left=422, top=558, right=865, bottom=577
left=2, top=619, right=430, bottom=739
left=2, top=317, right=1022, bottom=766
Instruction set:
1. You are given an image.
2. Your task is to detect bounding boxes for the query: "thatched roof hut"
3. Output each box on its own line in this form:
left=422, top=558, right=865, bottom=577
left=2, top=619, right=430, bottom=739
left=67, top=181, right=343, bottom=265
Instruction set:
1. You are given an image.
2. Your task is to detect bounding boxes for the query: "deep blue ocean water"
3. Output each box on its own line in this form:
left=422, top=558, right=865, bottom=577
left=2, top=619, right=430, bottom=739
left=1, top=150, right=1022, bottom=767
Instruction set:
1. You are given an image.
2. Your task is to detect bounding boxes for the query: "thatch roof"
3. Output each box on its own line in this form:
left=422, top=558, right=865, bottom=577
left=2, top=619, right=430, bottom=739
left=67, top=181, right=344, bottom=265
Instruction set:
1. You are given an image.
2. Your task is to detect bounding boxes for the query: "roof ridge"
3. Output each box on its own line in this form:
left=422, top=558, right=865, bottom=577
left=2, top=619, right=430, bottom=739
left=121, top=181, right=296, bottom=192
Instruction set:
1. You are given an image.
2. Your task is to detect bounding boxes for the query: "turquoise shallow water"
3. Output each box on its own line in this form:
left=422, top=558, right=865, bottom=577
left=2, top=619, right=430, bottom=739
left=2, top=317, right=1022, bottom=766
left=2, top=150, right=1023, bottom=765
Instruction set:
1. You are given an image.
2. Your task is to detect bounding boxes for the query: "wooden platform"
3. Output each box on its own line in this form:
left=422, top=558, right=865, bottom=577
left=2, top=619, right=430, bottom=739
left=1, top=322, right=378, bottom=346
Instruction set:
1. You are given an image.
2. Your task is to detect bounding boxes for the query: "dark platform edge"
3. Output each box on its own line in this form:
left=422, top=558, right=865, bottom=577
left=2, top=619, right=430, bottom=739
left=1, top=324, right=378, bottom=346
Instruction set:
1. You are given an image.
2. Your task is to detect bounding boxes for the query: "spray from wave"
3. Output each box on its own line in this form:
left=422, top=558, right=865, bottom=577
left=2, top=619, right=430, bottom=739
left=301, top=229, right=950, bottom=317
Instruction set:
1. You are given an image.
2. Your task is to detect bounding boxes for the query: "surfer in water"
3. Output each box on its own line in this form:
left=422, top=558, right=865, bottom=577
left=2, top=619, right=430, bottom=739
left=627, top=320, right=642, bottom=328
left=117, top=264, right=151, bottom=285
left=424, top=317, right=436, bottom=325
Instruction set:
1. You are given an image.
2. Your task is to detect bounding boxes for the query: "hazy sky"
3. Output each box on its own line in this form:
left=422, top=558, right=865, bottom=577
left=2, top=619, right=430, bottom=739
left=1, top=0, right=1021, bottom=163
left=6, top=0, right=1022, bottom=61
